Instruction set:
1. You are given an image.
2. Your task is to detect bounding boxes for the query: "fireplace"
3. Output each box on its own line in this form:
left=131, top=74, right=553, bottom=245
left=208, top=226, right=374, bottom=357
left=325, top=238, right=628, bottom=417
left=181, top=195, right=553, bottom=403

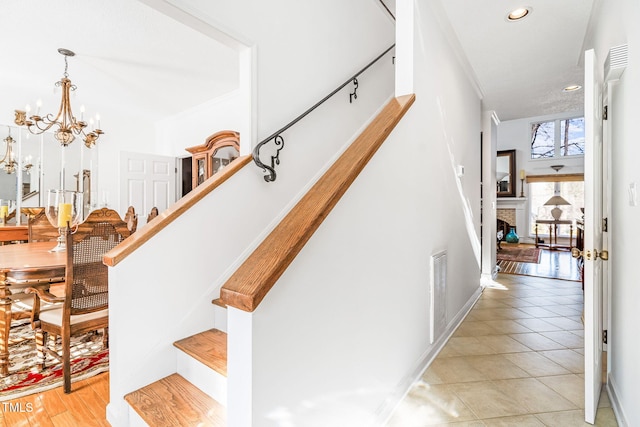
left=496, top=198, right=529, bottom=243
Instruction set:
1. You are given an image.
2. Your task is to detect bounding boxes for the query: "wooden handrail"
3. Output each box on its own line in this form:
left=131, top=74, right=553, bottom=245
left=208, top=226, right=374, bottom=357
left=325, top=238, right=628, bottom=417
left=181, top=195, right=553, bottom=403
left=221, top=94, right=415, bottom=312
left=102, top=155, right=252, bottom=267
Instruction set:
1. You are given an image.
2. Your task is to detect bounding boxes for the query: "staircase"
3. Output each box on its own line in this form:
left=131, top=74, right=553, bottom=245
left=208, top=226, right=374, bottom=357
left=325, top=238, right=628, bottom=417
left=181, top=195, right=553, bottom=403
left=124, top=302, right=228, bottom=426
left=112, top=95, right=415, bottom=426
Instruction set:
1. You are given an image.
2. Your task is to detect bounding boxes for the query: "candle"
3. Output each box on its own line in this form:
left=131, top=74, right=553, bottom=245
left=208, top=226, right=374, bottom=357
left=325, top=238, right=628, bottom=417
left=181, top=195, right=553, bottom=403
left=0, top=206, right=8, bottom=223
left=58, top=203, right=73, bottom=228
left=520, top=169, right=525, bottom=179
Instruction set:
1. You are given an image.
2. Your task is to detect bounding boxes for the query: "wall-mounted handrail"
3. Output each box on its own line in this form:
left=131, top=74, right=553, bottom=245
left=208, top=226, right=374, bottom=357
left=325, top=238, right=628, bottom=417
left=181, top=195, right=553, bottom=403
left=378, top=0, right=396, bottom=20
left=223, top=94, right=415, bottom=312
left=253, top=44, right=396, bottom=182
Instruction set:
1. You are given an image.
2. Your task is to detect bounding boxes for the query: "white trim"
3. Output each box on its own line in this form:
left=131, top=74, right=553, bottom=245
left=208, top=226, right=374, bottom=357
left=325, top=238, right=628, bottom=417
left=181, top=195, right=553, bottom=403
left=607, top=375, right=629, bottom=427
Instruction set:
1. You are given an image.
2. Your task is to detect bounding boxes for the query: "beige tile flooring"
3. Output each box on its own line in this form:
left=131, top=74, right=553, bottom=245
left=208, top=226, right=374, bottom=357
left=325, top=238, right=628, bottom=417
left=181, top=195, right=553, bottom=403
left=386, top=273, right=619, bottom=426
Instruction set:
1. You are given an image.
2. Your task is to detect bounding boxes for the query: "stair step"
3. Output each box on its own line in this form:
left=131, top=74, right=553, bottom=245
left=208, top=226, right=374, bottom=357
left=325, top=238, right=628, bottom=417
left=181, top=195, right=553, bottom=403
left=174, top=329, right=227, bottom=376
left=125, top=373, right=226, bottom=426
left=212, top=298, right=227, bottom=308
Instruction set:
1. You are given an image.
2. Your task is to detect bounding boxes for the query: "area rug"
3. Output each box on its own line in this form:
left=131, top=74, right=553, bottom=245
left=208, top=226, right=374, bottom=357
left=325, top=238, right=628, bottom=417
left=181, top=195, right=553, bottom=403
left=497, top=246, right=542, bottom=263
left=0, top=320, right=109, bottom=401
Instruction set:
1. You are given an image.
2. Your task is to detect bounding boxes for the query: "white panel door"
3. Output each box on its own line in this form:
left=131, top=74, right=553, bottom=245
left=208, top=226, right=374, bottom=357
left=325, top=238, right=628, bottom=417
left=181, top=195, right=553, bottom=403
left=120, top=151, right=176, bottom=225
left=583, top=48, right=605, bottom=424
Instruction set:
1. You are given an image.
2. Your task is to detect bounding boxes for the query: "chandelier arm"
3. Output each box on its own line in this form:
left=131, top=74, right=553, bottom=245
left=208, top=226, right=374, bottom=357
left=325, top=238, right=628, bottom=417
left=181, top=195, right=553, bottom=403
left=15, top=48, right=103, bottom=147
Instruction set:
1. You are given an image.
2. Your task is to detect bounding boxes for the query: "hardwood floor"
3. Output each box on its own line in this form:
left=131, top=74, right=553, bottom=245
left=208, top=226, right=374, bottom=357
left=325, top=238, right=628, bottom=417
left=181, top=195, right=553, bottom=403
left=498, top=243, right=582, bottom=281
left=0, top=372, right=109, bottom=426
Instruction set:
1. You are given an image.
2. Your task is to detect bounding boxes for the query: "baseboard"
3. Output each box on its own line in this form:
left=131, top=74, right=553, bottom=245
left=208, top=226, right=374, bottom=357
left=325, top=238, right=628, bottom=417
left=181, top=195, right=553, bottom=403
left=375, top=285, right=483, bottom=424
left=607, top=374, right=629, bottom=427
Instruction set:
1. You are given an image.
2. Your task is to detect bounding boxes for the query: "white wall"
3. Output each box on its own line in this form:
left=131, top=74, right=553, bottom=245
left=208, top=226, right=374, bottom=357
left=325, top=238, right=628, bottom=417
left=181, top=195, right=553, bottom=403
left=236, top=1, right=482, bottom=425
left=481, top=111, right=499, bottom=280
left=497, top=111, right=585, bottom=179
left=156, top=90, right=245, bottom=158
left=166, top=0, right=395, bottom=141
left=106, top=2, right=397, bottom=421
left=586, top=0, right=640, bottom=425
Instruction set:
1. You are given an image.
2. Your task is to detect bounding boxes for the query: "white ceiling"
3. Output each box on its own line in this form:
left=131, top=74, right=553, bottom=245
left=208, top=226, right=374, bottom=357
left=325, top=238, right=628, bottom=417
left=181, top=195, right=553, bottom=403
left=0, top=0, right=239, bottom=126
left=0, top=0, right=595, bottom=131
left=437, top=0, right=595, bottom=121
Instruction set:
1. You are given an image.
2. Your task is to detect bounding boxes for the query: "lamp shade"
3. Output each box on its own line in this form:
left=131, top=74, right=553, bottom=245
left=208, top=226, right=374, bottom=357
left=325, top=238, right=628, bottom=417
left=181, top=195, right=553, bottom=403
left=544, top=195, right=571, bottom=206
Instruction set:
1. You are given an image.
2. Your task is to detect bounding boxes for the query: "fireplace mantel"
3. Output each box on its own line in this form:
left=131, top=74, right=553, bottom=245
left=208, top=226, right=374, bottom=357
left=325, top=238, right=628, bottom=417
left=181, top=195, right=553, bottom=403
left=496, top=198, right=530, bottom=243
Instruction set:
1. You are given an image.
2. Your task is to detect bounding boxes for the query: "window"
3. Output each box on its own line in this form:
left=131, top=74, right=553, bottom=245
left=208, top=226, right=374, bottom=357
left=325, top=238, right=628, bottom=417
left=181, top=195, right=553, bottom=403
left=531, top=117, right=585, bottom=159
left=529, top=181, right=584, bottom=237
left=560, top=117, right=585, bottom=156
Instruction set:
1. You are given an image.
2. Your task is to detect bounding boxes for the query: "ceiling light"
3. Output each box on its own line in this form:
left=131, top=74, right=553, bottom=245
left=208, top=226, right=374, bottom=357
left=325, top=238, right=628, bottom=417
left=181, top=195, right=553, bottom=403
left=507, top=7, right=531, bottom=21
left=563, top=84, right=582, bottom=92
left=14, top=48, right=104, bottom=148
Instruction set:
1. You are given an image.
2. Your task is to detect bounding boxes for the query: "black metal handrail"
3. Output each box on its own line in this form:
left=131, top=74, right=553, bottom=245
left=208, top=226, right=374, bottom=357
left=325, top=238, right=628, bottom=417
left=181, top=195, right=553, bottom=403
left=378, top=0, right=396, bottom=20
left=252, top=44, right=395, bottom=182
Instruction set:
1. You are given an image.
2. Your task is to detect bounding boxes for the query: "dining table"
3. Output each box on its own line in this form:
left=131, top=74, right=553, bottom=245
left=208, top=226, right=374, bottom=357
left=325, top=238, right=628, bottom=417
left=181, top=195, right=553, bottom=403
left=0, top=225, right=29, bottom=245
left=0, top=241, right=66, bottom=376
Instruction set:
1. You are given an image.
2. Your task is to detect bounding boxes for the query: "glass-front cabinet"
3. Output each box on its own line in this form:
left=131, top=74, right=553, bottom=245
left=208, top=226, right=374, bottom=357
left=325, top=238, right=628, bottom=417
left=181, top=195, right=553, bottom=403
left=185, top=130, right=240, bottom=189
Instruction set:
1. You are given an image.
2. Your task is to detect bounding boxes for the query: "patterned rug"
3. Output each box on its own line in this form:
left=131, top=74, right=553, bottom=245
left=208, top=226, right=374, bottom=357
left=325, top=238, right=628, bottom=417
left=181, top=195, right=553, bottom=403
left=497, top=246, right=541, bottom=263
left=0, top=320, right=109, bottom=401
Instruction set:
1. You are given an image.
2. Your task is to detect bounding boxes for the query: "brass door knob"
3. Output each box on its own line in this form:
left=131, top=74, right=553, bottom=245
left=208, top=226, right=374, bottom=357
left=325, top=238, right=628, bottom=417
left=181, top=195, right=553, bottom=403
left=572, top=248, right=591, bottom=259
left=572, top=248, right=608, bottom=261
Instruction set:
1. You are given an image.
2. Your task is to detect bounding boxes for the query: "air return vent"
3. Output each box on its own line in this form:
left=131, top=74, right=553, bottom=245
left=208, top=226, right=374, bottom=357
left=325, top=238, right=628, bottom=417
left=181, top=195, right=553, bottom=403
left=604, top=44, right=628, bottom=82
left=430, top=250, right=447, bottom=344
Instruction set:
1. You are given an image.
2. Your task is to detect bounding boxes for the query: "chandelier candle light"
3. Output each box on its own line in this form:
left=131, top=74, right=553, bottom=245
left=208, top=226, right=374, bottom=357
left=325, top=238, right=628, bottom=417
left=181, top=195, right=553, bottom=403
left=46, top=189, right=83, bottom=252
left=0, top=200, right=9, bottom=226
left=14, top=48, right=104, bottom=148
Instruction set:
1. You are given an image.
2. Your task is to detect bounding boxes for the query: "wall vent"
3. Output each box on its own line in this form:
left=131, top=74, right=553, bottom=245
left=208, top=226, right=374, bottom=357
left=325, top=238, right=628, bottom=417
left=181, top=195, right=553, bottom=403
left=430, top=250, right=447, bottom=344
left=604, top=44, right=628, bottom=82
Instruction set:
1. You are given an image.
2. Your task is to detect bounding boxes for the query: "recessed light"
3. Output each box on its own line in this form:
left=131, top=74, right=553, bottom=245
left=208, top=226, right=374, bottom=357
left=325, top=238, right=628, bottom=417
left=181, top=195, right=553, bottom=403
left=563, top=85, right=582, bottom=92
left=507, top=7, right=531, bottom=21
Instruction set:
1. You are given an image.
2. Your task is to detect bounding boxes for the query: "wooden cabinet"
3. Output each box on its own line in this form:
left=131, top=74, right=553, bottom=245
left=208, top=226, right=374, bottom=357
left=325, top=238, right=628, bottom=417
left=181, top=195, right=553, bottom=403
left=185, top=130, right=240, bottom=189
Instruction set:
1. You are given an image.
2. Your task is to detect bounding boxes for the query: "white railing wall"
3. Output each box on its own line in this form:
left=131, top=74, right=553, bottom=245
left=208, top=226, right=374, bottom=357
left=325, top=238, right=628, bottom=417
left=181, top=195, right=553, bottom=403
left=106, top=50, right=395, bottom=426
left=226, top=1, right=486, bottom=425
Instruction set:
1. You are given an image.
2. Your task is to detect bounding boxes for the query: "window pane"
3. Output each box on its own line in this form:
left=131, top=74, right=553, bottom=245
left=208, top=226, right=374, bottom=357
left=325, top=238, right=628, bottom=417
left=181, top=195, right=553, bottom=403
left=560, top=117, right=585, bottom=156
left=529, top=181, right=584, bottom=237
left=531, top=121, right=555, bottom=159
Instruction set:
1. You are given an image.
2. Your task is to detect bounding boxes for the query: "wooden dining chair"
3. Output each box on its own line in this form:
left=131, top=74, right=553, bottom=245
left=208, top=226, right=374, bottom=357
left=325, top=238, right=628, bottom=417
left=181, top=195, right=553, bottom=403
left=76, top=208, right=131, bottom=240
left=123, top=206, right=138, bottom=234
left=147, top=206, right=159, bottom=223
left=26, top=219, right=125, bottom=393
left=28, top=211, right=59, bottom=243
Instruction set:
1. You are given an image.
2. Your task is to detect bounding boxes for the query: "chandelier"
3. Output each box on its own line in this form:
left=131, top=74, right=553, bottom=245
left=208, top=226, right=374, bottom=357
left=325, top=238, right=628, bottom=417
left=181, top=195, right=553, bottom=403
left=14, top=48, right=104, bottom=148
left=0, top=128, right=33, bottom=175
left=0, top=128, right=16, bottom=174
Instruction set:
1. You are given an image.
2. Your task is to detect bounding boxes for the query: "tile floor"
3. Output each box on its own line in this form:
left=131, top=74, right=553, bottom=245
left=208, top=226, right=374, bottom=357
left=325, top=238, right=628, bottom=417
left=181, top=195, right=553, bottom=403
left=386, top=273, right=619, bottom=426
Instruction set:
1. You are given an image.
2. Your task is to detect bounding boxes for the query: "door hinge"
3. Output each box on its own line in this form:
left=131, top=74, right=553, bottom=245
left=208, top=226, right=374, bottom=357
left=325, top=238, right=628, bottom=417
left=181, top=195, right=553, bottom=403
left=603, top=330, right=608, bottom=344
left=603, top=105, right=608, bottom=120
left=603, top=217, right=608, bottom=232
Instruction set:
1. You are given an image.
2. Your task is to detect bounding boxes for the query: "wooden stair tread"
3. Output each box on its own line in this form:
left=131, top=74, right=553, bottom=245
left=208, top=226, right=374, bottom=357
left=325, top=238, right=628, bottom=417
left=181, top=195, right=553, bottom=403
left=174, top=329, right=227, bottom=376
left=212, top=298, right=227, bottom=308
left=125, top=373, right=226, bottom=426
